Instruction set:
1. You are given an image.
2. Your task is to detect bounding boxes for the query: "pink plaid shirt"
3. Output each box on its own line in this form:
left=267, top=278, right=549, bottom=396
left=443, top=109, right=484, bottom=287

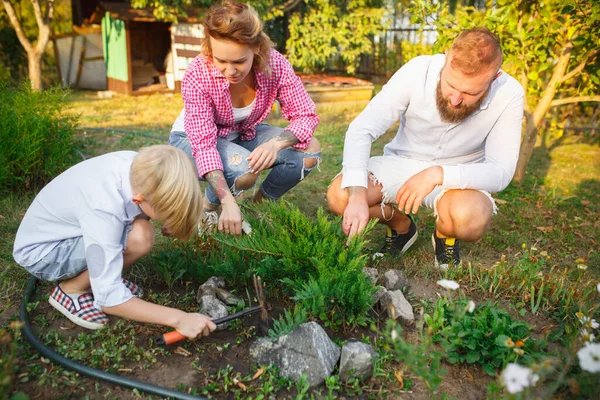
left=181, top=49, right=319, bottom=177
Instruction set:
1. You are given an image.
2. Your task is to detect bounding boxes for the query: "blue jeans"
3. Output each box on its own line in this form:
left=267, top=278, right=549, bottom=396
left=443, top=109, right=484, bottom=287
left=168, top=124, right=321, bottom=206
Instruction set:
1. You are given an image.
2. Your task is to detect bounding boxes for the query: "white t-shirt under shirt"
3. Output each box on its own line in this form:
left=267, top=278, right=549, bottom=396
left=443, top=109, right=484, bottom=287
left=171, top=98, right=256, bottom=141
left=13, top=152, right=142, bottom=308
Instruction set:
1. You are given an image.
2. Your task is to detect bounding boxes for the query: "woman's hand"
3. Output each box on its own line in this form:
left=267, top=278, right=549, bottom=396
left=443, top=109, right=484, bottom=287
left=219, top=198, right=243, bottom=235
left=247, top=140, right=280, bottom=173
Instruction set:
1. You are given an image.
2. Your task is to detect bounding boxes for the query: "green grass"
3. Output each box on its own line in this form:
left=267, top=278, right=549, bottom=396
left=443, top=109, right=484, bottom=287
left=2, top=91, right=599, bottom=399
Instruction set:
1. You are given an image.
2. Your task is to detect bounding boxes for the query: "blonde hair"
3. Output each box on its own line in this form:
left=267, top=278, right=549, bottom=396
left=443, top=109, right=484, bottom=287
left=201, top=0, right=274, bottom=75
left=130, top=145, right=202, bottom=241
left=449, top=27, right=503, bottom=76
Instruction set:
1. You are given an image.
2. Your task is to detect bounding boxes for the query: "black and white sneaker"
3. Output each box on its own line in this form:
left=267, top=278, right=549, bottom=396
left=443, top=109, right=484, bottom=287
left=374, top=216, right=418, bottom=257
left=432, top=232, right=461, bottom=270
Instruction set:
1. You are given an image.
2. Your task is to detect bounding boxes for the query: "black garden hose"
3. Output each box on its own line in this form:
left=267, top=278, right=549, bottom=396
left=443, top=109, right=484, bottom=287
left=20, top=276, right=207, bottom=400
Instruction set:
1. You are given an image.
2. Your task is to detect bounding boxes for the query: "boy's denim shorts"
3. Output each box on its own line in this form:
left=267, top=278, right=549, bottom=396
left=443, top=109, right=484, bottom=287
left=24, top=225, right=132, bottom=281
left=169, top=123, right=321, bottom=206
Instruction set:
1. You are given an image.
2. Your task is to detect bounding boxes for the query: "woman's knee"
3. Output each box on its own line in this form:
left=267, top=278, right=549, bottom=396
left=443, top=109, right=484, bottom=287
left=303, top=137, right=321, bottom=169
left=234, top=172, right=258, bottom=190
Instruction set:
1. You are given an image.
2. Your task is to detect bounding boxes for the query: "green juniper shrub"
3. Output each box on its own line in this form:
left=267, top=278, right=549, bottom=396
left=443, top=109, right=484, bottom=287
left=0, top=82, right=78, bottom=194
left=209, top=201, right=379, bottom=329
left=268, top=305, right=308, bottom=339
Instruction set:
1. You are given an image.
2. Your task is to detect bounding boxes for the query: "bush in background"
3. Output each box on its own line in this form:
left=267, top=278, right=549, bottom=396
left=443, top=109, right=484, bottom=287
left=0, top=82, right=78, bottom=194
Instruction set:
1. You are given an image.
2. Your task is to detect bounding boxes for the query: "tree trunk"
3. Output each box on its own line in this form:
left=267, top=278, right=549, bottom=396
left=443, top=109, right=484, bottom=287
left=513, top=112, right=537, bottom=182
left=2, top=0, right=53, bottom=91
left=28, top=51, right=43, bottom=91
left=513, top=38, right=573, bottom=182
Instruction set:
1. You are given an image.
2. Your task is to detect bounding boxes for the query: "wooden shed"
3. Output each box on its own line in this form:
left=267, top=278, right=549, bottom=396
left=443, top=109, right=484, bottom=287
left=55, top=1, right=205, bottom=95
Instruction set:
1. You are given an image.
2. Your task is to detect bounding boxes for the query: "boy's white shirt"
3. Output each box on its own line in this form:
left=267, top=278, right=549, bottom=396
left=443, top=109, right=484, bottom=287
left=341, top=54, right=525, bottom=193
left=13, top=151, right=142, bottom=308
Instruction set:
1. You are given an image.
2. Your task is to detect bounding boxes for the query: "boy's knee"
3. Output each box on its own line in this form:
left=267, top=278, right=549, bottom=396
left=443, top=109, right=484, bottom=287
left=127, top=220, right=155, bottom=255
left=234, top=172, right=258, bottom=190
left=326, top=175, right=347, bottom=215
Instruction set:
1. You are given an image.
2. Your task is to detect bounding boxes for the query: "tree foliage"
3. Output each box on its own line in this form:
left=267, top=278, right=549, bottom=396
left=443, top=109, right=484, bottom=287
left=286, top=0, right=387, bottom=74
left=132, top=0, right=388, bottom=75
left=408, top=0, right=600, bottom=181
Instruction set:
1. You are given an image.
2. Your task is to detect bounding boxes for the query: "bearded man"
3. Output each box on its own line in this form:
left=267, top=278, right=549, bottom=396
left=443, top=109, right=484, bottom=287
left=327, top=27, right=524, bottom=269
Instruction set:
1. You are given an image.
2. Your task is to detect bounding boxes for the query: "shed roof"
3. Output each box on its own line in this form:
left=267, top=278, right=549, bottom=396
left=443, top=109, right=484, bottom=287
left=87, top=1, right=202, bottom=24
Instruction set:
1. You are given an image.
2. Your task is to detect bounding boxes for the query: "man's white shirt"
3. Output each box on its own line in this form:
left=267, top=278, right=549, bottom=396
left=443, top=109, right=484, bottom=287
left=341, top=54, right=524, bottom=193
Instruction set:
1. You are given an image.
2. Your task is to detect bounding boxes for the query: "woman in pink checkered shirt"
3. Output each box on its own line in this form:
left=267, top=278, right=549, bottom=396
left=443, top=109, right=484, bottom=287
left=169, top=0, right=321, bottom=236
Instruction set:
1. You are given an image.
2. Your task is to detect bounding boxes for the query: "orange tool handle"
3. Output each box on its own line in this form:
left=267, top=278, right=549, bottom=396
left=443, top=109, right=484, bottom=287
left=155, top=305, right=262, bottom=346
left=157, top=331, right=186, bottom=346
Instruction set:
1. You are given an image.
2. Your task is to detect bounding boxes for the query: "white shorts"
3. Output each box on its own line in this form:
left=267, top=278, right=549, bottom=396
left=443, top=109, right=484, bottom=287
left=367, top=156, right=497, bottom=217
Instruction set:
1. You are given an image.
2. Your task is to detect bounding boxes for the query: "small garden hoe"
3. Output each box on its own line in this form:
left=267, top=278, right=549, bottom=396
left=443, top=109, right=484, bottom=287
left=155, top=275, right=269, bottom=346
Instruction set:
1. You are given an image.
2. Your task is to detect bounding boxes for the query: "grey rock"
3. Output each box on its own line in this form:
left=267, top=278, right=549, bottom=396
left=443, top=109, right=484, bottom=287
left=373, top=286, right=387, bottom=304
left=339, top=341, right=378, bottom=382
left=205, top=276, right=225, bottom=288
left=198, top=295, right=229, bottom=330
left=196, top=276, right=226, bottom=303
left=363, top=267, right=379, bottom=284
left=383, top=269, right=408, bottom=291
left=215, top=287, right=240, bottom=306
left=379, top=290, right=415, bottom=322
left=250, top=322, right=341, bottom=387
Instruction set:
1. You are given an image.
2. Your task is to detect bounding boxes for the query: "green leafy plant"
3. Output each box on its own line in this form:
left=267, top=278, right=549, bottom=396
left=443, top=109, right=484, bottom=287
left=0, top=320, right=25, bottom=399
left=0, top=82, right=78, bottom=194
left=268, top=305, right=308, bottom=338
left=432, top=299, right=541, bottom=376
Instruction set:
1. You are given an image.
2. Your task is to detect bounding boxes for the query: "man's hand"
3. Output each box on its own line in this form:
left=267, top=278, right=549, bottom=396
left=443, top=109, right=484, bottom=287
left=218, top=198, right=242, bottom=235
left=175, top=313, right=217, bottom=339
left=247, top=140, right=280, bottom=173
left=396, top=166, right=443, bottom=214
left=343, top=186, right=370, bottom=238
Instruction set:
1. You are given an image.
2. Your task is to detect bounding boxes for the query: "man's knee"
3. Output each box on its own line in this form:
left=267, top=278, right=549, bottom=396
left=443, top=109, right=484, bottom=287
left=127, top=219, right=155, bottom=256
left=234, top=172, right=258, bottom=190
left=450, top=195, right=493, bottom=241
left=326, top=175, right=348, bottom=215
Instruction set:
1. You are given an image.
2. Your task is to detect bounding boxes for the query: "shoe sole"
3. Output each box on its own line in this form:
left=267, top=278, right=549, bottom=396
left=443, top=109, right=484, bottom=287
left=401, top=230, right=418, bottom=254
left=48, top=296, right=106, bottom=330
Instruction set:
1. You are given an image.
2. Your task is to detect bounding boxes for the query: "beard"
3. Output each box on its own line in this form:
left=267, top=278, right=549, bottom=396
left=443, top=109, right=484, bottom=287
left=435, top=80, right=489, bottom=124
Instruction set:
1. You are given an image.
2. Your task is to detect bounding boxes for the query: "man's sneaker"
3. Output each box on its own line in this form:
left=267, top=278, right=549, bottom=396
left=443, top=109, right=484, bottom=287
left=375, top=216, right=418, bottom=257
left=122, top=278, right=143, bottom=298
left=198, top=210, right=219, bottom=236
left=48, top=285, right=109, bottom=330
left=432, top=233, right=461, bottom=270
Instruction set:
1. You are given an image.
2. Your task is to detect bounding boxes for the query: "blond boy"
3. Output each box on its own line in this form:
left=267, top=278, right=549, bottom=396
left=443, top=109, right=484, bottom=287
left=13, top=145, right=216, bottom=337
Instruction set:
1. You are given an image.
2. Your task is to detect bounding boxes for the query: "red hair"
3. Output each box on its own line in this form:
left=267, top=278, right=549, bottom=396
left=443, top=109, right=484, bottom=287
left=449, top=27, right=502, bottom=76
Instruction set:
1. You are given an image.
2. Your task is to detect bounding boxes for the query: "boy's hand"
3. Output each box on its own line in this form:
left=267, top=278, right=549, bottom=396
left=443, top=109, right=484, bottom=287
left=176, top=313, right=216, bottom=339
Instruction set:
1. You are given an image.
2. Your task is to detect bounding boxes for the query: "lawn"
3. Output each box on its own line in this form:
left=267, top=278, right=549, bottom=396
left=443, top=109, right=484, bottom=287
left=1, top=90, right=599, bottom=399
